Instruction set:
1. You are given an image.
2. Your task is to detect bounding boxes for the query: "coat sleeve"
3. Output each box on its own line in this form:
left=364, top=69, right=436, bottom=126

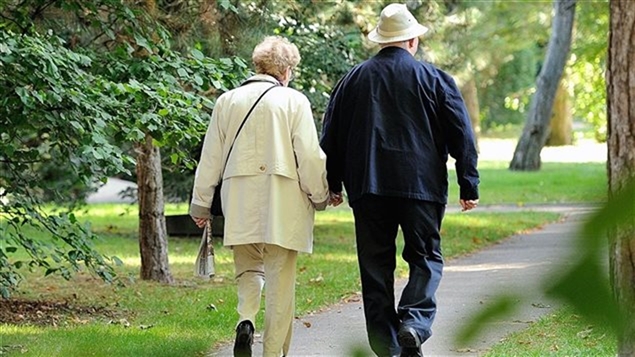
left=319, top=77, right=346, bottom=194
left=291, top=96, right=330, bottom=208
left=438, top=74, right=480, bottom=200
left=189, top=97, right=226, bottom=219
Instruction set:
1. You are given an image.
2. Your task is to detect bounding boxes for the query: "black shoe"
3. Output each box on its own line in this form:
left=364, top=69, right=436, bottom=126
left=398, top=326, right=423, bottom=357
left=233, top=320, right=254, bottom=357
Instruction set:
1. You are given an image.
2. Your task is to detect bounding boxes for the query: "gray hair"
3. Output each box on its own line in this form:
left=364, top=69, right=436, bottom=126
left=252, top=36, right=300, bottom=81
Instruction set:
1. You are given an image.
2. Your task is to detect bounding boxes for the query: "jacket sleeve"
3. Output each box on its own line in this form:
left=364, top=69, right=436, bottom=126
left=438, top=74, right=480, bottom=200
left=319, top=77, right=346, bottom=194
left=291, top=96, right=329, bottom=208
left=189, top=98, right=226, bottom=219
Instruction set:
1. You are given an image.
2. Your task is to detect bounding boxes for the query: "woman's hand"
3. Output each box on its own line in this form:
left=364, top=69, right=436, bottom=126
left=192, top=216, right=208, bottom=228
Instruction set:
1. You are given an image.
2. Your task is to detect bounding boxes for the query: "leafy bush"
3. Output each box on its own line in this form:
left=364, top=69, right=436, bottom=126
left=0, top=26, right=249, bottom=296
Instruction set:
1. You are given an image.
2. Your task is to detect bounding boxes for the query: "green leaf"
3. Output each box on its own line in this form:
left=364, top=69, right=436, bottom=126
left=170, top=153, right=179, bottom=165
left=133, top=32, right=152, bottom=53
left=0, top=42, right=10, bottom=53
left=456, top=295, right=520, bottom=344
left=191, top=49, right=204, bottom=60
left=177, top=68, right=188, bottom=77
left=158, top=108, right=169, bottom=116
left=15, top=86, right=29, bottom=105
left=545, top=259, right=620, bottom=332
left=68, top=250, right=79, bottom=261
left=112, top=256, right=124, bottom=266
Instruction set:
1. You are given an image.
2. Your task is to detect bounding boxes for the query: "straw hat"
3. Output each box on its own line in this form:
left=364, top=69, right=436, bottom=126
left=368, top=3, right=429, bottom=44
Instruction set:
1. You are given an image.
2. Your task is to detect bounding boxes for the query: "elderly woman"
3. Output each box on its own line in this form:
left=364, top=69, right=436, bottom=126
left=189, top=36, right=329, bottom=357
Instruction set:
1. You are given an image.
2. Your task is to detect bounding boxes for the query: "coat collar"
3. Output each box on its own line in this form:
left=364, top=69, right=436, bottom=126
left=243, top=74, right=282, bottom=86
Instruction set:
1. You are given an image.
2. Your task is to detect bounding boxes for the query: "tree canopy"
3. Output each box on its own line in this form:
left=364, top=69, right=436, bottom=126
left=0, top=0, right=610, bottom=296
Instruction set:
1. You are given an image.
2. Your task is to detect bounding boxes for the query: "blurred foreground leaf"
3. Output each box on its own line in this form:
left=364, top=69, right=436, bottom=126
left=456, top=295, right=520, bottom=344
left=457, top=179, right=634, bottom=345
left=545, top=179, right=634, bottom=335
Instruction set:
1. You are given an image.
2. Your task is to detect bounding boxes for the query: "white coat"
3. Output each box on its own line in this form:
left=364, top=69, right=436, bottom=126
left=190, top=75, right=329, bottom=253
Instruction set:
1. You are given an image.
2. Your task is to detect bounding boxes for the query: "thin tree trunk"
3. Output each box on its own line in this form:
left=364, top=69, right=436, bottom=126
left=215, top=1, right=240, bottom=56
left=607, top=1, right=635, bottom=355
left=546, top=79, right=573, bottom=146
left=136, top=133, right=174, bottom=284
left=509, top=0, right=576, bottom=170
left=461, top=78, right=481, bottom=151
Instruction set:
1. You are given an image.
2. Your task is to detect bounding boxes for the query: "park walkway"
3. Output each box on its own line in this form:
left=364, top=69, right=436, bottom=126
left=210, top=204, right=599, bottom=356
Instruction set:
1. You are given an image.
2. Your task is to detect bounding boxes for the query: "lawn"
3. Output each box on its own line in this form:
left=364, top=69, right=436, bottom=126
left=485, top=307, right=616, bottom=356
left=0, top=160, right=612, bottom=357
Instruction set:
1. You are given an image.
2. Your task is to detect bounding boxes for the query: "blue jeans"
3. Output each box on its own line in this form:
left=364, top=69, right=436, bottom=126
left=351, top=194, right=445, bottom=356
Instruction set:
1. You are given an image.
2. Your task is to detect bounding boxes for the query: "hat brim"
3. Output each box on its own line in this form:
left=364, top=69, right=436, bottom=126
left=367, top=24, right=429, bottom=44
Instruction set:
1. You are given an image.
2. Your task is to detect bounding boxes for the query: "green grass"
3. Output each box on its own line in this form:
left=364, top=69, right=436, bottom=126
left=485, top=307, right=617, bottom=356
left=449, top=161, right=607, bottom=205
left=0, top=161, right=611, bottom=356
left=2, top=208, right=560, bottom=357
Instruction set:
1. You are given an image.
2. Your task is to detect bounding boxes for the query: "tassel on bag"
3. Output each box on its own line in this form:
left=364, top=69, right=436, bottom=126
left=195, top=219, right=215, bottom=279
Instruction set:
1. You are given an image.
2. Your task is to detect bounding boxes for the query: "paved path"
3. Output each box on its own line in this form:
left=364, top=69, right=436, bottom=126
left=210, top=205, right=598, bottom=356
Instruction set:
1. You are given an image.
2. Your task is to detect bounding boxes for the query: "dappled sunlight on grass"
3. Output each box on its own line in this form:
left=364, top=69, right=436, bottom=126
left=0, top=324, right=44, bottom=335
left=316, top=208, right=356, bottom=222
left=1, top=323, right=215, bottom=357
left=449, top=162, right=606, bottom=205
left=75, top=203, right=189, bottom=217
left=3, top=201, right=564, bottom=356
left=307, top=252, right=358, bottom=264
left=485, top=306, right=616, bottom=356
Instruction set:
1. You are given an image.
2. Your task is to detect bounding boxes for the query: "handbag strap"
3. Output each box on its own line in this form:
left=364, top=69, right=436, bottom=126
left=221, top=83, right=278, bottom=175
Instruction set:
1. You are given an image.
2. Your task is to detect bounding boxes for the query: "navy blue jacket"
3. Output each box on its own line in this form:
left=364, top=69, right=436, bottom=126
left=320, top=47, right=479, bottom=205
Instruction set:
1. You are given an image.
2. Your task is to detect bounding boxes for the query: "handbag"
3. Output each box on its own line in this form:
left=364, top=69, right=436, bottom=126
left=210, top=83, right=278, bottom=216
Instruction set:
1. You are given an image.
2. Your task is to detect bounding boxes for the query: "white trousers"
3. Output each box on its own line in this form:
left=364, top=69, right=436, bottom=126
left=233, top=243, right=298, bottom=357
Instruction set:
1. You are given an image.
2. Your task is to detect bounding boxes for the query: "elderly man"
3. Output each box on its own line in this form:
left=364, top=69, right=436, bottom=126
left=320, top=3, right=480, bottom=357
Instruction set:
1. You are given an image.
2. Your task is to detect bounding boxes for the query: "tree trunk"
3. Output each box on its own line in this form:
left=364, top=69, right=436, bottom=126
left=546, top=79, right=573, bottom=146
left=136, top=133, right=174, bottom=284
left=607, top=1, right=635, bottom=355
left=509, top=0, right=576, bottom=171
left=461, top=78, right=481, bottom=151
left=215, top=1, right=240, bottom=56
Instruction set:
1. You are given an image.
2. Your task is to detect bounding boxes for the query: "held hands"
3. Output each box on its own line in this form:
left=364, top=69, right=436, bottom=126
left=309, top=191, right=343, bottom=211
left=460, top=199, right=479, bottom=212
left=328, top=191, right=343, bottom=207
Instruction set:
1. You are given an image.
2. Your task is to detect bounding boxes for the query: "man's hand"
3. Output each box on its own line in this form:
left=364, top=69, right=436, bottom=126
left=192, top=216, right=208, bottom=228
left=460, top=199, right=479, bottom=212
left=329, top=191, right=343, bottom=207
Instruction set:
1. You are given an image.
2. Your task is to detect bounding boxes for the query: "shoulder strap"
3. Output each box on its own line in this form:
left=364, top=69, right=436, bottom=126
left=221, top=84, right=278, bottom=175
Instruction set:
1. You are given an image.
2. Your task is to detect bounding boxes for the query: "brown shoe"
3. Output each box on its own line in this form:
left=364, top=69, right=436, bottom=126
left=233, top=320, right=254, bottom=357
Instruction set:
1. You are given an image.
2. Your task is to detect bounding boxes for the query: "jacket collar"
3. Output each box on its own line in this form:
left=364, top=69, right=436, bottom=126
left=377, top=46, right=411, bottom=58
left=243, top=74, right=282, bottom=86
